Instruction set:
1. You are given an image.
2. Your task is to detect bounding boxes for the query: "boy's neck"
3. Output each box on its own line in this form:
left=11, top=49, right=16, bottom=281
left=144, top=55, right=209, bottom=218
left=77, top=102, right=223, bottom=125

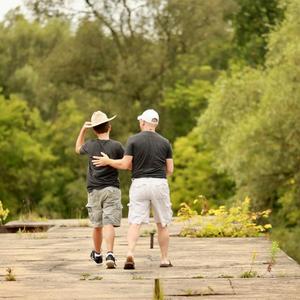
left=96, top=132, right=110, bottom=140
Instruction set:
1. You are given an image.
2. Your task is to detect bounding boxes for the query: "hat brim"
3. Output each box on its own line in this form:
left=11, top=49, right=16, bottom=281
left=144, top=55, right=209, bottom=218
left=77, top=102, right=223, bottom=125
left=85, top=115, right=117, bottom=128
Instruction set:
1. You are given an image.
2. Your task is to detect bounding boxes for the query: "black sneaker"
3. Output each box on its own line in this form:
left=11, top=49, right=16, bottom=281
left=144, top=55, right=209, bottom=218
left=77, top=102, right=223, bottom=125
left=106, top=252, right=116, bottom=269
left=90, top=250, right=103, bottom=264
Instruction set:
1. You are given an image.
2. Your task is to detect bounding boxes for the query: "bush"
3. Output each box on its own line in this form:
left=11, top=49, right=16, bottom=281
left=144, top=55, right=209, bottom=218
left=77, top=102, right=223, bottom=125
left=178, top=197, right=272, bottom=237
left=0, top=200, right=9, bottom=225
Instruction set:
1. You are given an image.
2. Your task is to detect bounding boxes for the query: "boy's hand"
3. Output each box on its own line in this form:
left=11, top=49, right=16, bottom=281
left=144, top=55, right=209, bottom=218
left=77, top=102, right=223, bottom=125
left=75, top=122, right=92, bottom=153
left=92, top=152, right=110, bottom=167
left=83, top=121, right=92, bottom=129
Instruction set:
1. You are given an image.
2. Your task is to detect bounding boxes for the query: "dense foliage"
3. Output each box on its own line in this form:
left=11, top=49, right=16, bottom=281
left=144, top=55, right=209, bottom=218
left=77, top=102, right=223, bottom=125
left=178, top=197, right=272, bottom=237
left=0, top=0, right=237, bottom=218
left=0, top=0, right=299, bottom=262
left=198, top=0, right=300, bottom=261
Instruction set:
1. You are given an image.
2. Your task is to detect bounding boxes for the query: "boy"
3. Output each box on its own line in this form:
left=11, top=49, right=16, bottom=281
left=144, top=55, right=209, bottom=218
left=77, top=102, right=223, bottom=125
left=75, top=110, right=125, bottom=268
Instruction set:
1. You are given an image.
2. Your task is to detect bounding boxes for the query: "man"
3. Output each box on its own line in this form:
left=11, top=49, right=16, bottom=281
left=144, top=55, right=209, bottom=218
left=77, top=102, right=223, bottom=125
left=75, top=111, right=125, bottom=269
left=92, top=109, right=174, bottom=269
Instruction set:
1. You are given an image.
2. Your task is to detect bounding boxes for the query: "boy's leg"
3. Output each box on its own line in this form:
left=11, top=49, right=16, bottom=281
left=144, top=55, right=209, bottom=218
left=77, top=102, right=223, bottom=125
left=102, top=187, right=122, bottom=252
left=90, top=226, right=103, bottom=264
left=93, top=226, right=103, bottom=253
left=86, top=190, right=104, bottom=264
left=102, top=187, right=122, bottom=268
left=104, top=224, right=116, bottom=269
left=103, top=224, right=115, bottom=252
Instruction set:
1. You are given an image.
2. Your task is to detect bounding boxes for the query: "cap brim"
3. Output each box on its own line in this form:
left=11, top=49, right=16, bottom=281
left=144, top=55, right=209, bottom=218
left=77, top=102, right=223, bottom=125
left=136, top=116, right=159, bottom=124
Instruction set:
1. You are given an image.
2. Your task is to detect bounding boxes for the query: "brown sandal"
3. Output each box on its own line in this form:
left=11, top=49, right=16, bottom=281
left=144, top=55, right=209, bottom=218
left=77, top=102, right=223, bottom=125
left=124, top=256, right=135, bottom=270
left=160, top=261, right=173, bottom=268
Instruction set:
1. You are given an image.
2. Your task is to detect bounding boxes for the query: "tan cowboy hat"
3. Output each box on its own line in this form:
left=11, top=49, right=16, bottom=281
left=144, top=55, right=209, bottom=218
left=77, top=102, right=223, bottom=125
left=86, top=111, right=116, bottom=128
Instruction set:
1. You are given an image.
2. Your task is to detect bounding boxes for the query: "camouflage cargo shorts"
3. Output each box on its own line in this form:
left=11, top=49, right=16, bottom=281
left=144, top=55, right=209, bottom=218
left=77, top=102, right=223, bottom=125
left=86, top=187, right=122, bottom=227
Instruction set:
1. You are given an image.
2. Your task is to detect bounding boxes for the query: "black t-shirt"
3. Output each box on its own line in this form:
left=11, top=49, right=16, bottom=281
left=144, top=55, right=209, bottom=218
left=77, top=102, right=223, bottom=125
left=80, top=139, right=124, bottom=192
left=125, top=131, right=172, bottom=179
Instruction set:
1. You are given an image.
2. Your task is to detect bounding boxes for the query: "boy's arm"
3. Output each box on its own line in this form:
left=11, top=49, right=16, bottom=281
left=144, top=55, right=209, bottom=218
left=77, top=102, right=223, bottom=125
left=75, top=122, right=92, bottom=154
left=92, top=153, right=132, bottom=170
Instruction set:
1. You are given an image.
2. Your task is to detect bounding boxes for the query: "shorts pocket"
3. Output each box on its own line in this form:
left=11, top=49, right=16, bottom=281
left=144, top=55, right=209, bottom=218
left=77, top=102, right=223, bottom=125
left=86, top=204, right=93, bottom=219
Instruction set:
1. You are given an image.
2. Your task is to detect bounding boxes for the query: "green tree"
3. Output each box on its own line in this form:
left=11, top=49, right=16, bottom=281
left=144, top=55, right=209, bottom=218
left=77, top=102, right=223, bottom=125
left=199, top=0, right=300, bottom=261
left=20, top=0, right=238, bottom=139
left=0, top=95, right=54, bottom=216
left=0, top=15, right=72, bottom=117
left=170, top=127, right=235, bottom=212
left=38, top=100, right=86, bottom=218
left=231, top=0, right=284, bottom=65
left=162, top=78, right=212, bottom=141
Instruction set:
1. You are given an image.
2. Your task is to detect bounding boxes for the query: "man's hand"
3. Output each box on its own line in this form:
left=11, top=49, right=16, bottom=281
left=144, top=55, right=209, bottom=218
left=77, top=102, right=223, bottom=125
left=92, top=154, right=132, bottom=170
left=92, top=152, right=110, bottom=167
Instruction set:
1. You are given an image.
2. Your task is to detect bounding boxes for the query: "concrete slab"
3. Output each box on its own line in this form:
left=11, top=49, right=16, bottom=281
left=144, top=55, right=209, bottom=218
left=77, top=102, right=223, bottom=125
left=0, top=219, right=299, bottom=299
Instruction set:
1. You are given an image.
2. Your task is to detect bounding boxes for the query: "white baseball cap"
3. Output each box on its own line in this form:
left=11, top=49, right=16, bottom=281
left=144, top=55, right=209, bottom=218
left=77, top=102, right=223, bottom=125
left=137, top=109, right=159, bottom=124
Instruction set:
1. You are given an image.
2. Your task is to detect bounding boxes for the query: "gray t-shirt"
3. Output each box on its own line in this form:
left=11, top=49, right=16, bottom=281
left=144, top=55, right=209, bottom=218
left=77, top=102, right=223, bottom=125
left=80, top=139, right=124, bottom=192
left=125, top=131, right=172, bottom=179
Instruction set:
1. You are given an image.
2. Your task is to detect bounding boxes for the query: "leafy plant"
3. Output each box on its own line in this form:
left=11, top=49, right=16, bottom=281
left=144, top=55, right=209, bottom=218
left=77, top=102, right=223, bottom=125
left=240, top=270, right=258, bottom=278
left=79, top=273, right=103, bottom=281
left=18, top=212, right=47, bottom=222
left=0, top=201, right=9, bottom=225
left=177, top=202, right=198, bottom=221
left=153, top=278, right=164, bottom=300
left=79, top=273, right=91, bottom=280
left=88, top=276, right=103, bottom=281
left=16, top=228, right=48, bottom=239
left=218, top=274, right=234, bottom=278
left=5, top=268, right=16, bottom=281
left=267, top=241, right=280, bottom=272
left=179, top=197, right=272, bottom=238
left=132, top=274, right=144, bottom=280
left=240, top=251, right=258, bottom=278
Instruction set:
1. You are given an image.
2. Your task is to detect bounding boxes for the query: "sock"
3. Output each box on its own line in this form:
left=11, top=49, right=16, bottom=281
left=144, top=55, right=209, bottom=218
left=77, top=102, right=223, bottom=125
left=94, top=251, right=102, bottom=257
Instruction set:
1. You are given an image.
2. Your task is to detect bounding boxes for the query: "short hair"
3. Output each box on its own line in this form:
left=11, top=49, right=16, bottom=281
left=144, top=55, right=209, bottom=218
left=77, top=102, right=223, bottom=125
left=93, top=122, right=110, bottom=134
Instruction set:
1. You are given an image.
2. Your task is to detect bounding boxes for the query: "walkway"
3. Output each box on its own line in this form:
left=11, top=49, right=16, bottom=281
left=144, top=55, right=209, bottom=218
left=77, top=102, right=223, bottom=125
left=0, top=219, right=299, bottom=299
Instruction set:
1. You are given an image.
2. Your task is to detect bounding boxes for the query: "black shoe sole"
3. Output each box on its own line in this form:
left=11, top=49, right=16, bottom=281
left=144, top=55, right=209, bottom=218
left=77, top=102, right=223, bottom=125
left=91, top=259, right=103, bottom=264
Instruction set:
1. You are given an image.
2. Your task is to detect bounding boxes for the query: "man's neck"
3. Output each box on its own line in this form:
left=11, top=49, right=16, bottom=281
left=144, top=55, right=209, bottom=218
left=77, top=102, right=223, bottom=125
left=96, top=132, right=110, bottom=140
left=142, top=128, right=155, bottom=132
left=141, top=125, right=156, bottom=132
